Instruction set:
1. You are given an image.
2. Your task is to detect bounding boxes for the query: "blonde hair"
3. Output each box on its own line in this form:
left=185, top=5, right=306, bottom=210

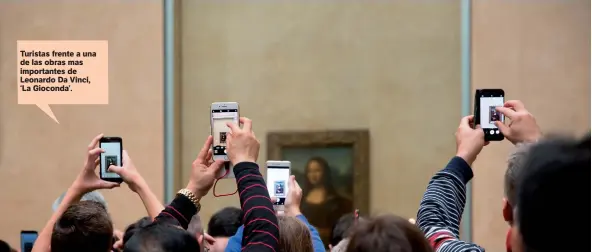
left=278, top=216, right=314, bottom=252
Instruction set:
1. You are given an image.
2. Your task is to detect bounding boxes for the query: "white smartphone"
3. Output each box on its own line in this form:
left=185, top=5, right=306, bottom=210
left=266, top=160, right=291, bottom=210
left=211, top=102, right=239, bottom=178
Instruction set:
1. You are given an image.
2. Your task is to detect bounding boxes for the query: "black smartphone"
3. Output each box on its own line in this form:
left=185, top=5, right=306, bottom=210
left=99, top=137, right=123, bottom=183
left=21, top=230, right=38, bottom=252
left=474, top=89, right=505, bottom=141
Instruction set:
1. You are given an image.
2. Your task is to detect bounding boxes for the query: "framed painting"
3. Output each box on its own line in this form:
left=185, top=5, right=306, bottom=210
left=267, top=130, right=370, bottom=247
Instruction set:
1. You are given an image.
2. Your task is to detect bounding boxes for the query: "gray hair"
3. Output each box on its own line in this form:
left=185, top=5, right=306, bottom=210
left=331, top=238, right=349, bottom=252
left=52, top=190, right=107, bottom=212
left=505, top=142, right=535, bottom=206
left=187, top=214, right=203, bottom=236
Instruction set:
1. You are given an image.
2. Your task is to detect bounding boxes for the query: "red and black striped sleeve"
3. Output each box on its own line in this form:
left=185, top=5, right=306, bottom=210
left=154, top=194, right=197, bottom=230
left=233, top=162, right=279, bottom=252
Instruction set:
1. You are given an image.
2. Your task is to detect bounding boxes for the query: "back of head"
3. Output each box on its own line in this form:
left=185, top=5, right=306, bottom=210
left=51, top=201, right=113, bottom=252
left=123, top=217, right=153, bottom=245
left=53, top=190, right=107, bottom=212
left=331, top=213, right=365, bottom=248
left=207, top=207, right=242, bottom=237
left=124, top=222, right=200, bottom=252
left=505, top=142, right=535, bottom=206
left=278, top=216, right=313, bottom=252
left=346, top=215, right=432, bottom=252
left=515, top=133, right=590, bottom=252
left=0, top=240, right=16, bottom=252
left=187, top=214, right=203, bottom=237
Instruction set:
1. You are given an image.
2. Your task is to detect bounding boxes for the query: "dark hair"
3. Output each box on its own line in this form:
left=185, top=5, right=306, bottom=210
left=0, top=240, right=16, bottom=252
left=303, top=157, right=337, bottom=196
left=346, top=215, right=432, bottom=252
left=516, top=133, right=590, bottom=252
left=207, top=207, right=242, bottom=237
left=51, top=201, right=113, bottom=252
left=122, top=217, right=153, bottom=245
left=330, top=213, right=366, bottom=247
left=124, top=222, right=200, bottom=252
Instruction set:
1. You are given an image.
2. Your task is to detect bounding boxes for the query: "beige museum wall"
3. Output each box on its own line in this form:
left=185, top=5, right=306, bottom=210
left=0, top=1, right=164, bottom=247
left=471, top=1, right=590, bottom=251
left=179, top=2, right=462, bottom=228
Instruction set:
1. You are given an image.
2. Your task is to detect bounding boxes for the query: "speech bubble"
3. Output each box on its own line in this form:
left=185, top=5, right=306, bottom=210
left=17, top=40, right=109, bottom=123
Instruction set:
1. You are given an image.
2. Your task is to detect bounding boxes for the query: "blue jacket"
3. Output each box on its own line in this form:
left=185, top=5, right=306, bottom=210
left=225, top=214, right=325, bottom=252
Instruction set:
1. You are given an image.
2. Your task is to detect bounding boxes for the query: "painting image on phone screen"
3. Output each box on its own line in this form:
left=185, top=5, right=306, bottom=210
left=100, top=142, right=121, bottom=178
left=212, top=109, right=238, bottom=156
left=479, top=96, right=504, bottom=129
left=267, top=166, right=290, bottom=204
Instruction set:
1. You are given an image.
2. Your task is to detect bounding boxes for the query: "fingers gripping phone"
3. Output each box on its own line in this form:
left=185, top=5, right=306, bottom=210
left=266, top=161, right=291, bottom=211
left=99, top=137, right=123, bottom=183
left=211, top=102, right=239, bottom=178
left=474, top=89, right=505, bottom=141
left=21, top=230, right=38, bottom=252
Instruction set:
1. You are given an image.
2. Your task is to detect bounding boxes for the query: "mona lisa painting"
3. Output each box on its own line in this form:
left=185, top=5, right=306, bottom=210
left=267, top=130, right=369, bottom=247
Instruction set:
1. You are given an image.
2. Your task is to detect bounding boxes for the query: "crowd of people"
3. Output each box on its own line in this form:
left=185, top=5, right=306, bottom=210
left=2, top=100, right=589, bottom=252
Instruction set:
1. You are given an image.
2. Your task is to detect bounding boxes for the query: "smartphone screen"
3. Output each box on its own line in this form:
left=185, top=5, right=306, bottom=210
left=21, top=231, right=38, bottom=252
left=266, top=162, right=291, bottom=205
left=476, top=89, right=505, bottom=140
left=211, top=105, right=239, bottom=160
left=100, top=137, right=122, bottom=180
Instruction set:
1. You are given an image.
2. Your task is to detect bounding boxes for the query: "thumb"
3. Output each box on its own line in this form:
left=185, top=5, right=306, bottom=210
left=494, top=121, right=510, bottom=135
left=270, top=196, right=277, bottom=203
left=108, top=165, right=123, bottom=175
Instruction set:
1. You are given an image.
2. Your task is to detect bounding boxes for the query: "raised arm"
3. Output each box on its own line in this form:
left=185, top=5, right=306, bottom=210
left=154, top=135, right=224, bottom=229
left=109, top=150, right=164, bottom=219
left=227, top=117, right=279, bottom=252
left=416, top=116, right=486, bottom=252
left=33, top=134, right=120, bottom=252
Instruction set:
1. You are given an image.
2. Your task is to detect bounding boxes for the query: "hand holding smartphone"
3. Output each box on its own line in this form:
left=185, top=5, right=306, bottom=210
left=474, top=89, right=505, bottom=141
left=210, top=102, right=239, bottom=179
left=99, top=137, right=123, bottom=183
left=266, top=161, right=291, bottom=211
left=21, top=230, right=38, bottom=252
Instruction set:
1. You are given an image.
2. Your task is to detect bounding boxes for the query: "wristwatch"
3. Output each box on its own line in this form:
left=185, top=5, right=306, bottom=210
left=177, top=188, right=201, bottom=211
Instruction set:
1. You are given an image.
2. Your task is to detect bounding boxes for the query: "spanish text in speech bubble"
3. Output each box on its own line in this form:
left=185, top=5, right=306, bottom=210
left=17, top=40, right=109, bottom=124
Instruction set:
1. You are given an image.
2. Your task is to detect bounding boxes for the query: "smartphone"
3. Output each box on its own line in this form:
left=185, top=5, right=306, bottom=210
left=266, top=161, right=291, bottom=210
left=21, top=230, right=38, bottom=252
left=99, top=137, right=123, bottom=183
left=211, top=102, right=239, bottom=178
left=474, top=89, right=505, bottom=141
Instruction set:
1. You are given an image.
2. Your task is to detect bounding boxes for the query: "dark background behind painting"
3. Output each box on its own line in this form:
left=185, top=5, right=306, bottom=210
left=282, top=147, right=354, bottom=201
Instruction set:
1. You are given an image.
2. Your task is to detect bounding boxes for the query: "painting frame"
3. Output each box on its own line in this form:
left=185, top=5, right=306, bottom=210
left=266, top=130, right=370, bottom=215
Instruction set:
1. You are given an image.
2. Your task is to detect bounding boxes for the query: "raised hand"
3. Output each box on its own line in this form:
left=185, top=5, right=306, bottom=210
left=455, top=115, right=487, bottom=166
left=108, top=150, right=145, bottom=193
left=494, top=100, right=542, bottom=145
left=285, top=175, right=303, bottom=217
left=72, top=133, right=120, bottom=193
left=226, top=117, right=260, bottom=165
left=187, top=136, right=225, bottom=198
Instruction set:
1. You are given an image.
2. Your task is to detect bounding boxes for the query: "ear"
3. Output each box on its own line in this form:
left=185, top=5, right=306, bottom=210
left=503, top=198, right=513, bottom=223
left=329, top=244, right=333, bottom=250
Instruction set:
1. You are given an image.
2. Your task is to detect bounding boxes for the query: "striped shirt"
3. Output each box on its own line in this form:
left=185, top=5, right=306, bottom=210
left=416, top=156, right=486, bottom=252
left=233, top=161, right=280, bottom=252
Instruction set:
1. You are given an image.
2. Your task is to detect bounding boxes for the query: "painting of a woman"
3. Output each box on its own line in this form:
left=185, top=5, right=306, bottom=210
left=300, top=157, right=353, bottom=247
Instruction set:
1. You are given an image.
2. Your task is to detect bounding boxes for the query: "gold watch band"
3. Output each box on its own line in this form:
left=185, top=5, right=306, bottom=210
left=177, top=189, right=201, bottom=210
